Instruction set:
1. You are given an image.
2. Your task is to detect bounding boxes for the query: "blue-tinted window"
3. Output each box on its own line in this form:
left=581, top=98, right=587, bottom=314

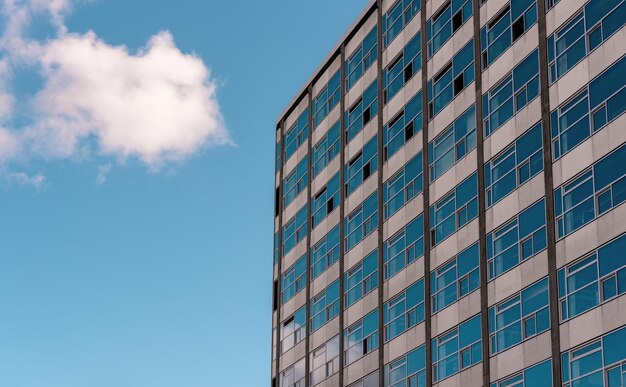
left=428, top=40, right=475, bottom=118
left=311, top=225, right=340, bottom=279
left=483, top=49, right=540, bottom=136
left=345, top=250, right=379, bottom=308
left=485, top=122, right=543, bottom=207
left=384, top=279, right=425, bottom=341
left=546, top=0, right=560, bottom=11
left=312, top=172, right=340, bottom=227
left=489, top=278, right=550, bottom=354
left=383, top=32, right=421, bottom=104
left=275, top=139, right=281, bottom=173
left=310, top=335, right=340, bottom=385
left=383, top=0, right=420, bottom=47
left=558, top=233, right=626, bottom=321
left=431, top=242, right=480, bottom=313
left=432, top=314, right=483, bottom=382
left=427, top=0, right=473, bottom=57
left=346, top=192, right=379, bottom=252
left=345, top=309, right=379, bottom=365
left=551, top=56, right=626, bottom=159
left=429, top=105, right=477, bottom=182
left=283, top=156, right=308, bottom=207
left=280, top=358, right=305, bottom=387
left=384, top=214, right=425, bottom=279
left=311, top=280, right=340, bottom=332
left=281, top=306, right=306, bottom=353
left=346, top=135, right=378, bottom=196
left=480, top=0, right=537, bottom=69
left=554, top=143, right=626, bottom=238
left=385, top=345, right=426, bottom=387
left=430, top=172, right=478, bottom=245
left=547, top=0, right=626, bottom=83
left=274, top=231, right=279, bottom=264
left=282, top=254, right=307, bottom=304
left=313, top=71, right=340, bottom=128
left=561, top=326, right=626, bottom=387
left=284, top=108, right=309, bottom=162
left=346, top=80, right=379, bottom=141
left=490, top=359, right=552, bottom=387
left=283, top=205, right=308, bottom=255
left=383, top=152, right=423, bottom=219
left=384, top=92, right=422, bottom=160
left=488, top=199, right=547, bottom=279
left=346, top=26, right=378, bottom=92
left=312, top=120, right=340, bottom=177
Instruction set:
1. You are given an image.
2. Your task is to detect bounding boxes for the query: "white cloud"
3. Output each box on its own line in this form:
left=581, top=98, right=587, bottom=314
left=3, top=171, right=46, bottom=189
left=95, top=163, right=111, bottom=185
left=0, top=0, right=230, bottom=171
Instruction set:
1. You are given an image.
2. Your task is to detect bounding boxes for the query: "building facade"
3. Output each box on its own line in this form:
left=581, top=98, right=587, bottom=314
left=271, top=0, right=626, bottom=386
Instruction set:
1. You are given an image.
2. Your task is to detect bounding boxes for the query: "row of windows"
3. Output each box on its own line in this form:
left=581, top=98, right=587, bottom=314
left=383, top=0, right=420, bottom=48
left=346, top=80, right=378, bottom=142
left=312, top=120, right=340, bottom=177
left=311, top=225, right=340, bottom=279
left=430, top=172, right=478, bottom=245
left=555, top=143, right=626, bottom=239
left=383, top=32, right=421, bottom=105
left=491, top=359, right=552, bottom=387
left=311, top=279, right=340, bottom=332
left=346, top=135, right=378, bottom=196
left=281, top=254, right=306, bottom=304
left=384, top=214, right=424, bottom=279
left=427, top=0, right=473, bottom=58
left=432, top=314, right=482, bottom=382
left=558, top=233, right=626, bottom=321
left=312, top=172, right=340, bottom=228
left=345, top=250, right=378, bottom=308
left=346, top=192, right=379, bottom=252
left=385, top=345, right=426, bottom=387
left=431, top=242, right=480, bottom=313
left=383, top=91, right=422, bottom=161
left=345, top=309, right=379, bottom=365
left=284, top=109, right=309, bottom=163
left=485, top=122, right=543, bottom=207
left=384, top=279, right=425, bottom=341
left=284, top=156, right=308, bottom=208
left=548, top=0, right=625, bottom=84
left=309, top=335, right=339, bottom=385
left=483, top=49, right=540, bottom=137
left=383, top=152, right=423, bottom=219
left=346, top=26, right=378, bottom=92
left=480, top=0, right=537, bottom=69
left=313, top=71, right=340, bottom=129
left=551, top=55, right=626, bottom=160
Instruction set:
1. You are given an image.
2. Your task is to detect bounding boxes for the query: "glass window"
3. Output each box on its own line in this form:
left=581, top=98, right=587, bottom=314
left=313, top=71, right=340, bottom=128
left=489, top=278, right=550, bottom=355
left=345, top=250, right=379, bottom=308
left=346, top=192, right=379, bottom=251
left=384, top=214, right=425, bottom=279
left=346, top=135, right=378, bottom=196
left=490, top=359, right=552, bottom=387
left=431, top=242, right=480, bottom=313
left=429, top=105, right=477, bottom=182
left=310, top=280, right=340, bottom=332
left=558, top=233, right=626, bottom=321
left=383, top=32, right=422, bottom=104
left=280, top=358, right=305, bottom=387
left=312, top=120, right=340, bottom=177
left=284, top=156, right=308, bottom=208
left=383, top=0, right=420, bottom=47
left=561, top=326, right=626, bottom=387
left=483, top=49, right=540, bottom=137
left=384, top=279, right=425, bottom=341
left=428, top=39, right=475, bottom=118
left=312, top=172, right=340, bottom=227
left=383, top=152, right=423, bottom=219
left=480, top=0, right=537, bottom=69
left=281, top=306, right=306, bottom=353
left=284, top=108, right=309, bottom=162
left=384, top=91, right=423, bottom=160
left=485, top=122, right=543, bottom=207
left=283, top=205, right=308, bottom=255
left=554, top=143, right=626, bottom=238
left=551, top=56, right=626, bottom=159
left=346, top=80, right=379, bottom=141
left=432, top=314, right=483, bottom=382
left=282, top=254, right=307, bottom=304
left=275, top=138, right=282, bottom=173
left=349, top=372, right=379, bottom=387
left=274, top=231, right=280, bottom=265
left=385, top=345, right=426, bottom=387
left=547, top=0, right=626, bottom=83
left=487, top=199, right=547, bottom=279
left=346, top=26, right=378, bottom=92
left=427, top=0, right=473, bottom=57
left=310, top=336, right=340, bottom=386
left=345, top=309, right=379, bottom=365
left=430, top=172, right=479, bottom=246
left=311, top=225, right=340, bottom=279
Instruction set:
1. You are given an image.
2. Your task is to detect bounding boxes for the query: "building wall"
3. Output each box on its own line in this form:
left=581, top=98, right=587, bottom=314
left=273, top=0, right=626, bottom=386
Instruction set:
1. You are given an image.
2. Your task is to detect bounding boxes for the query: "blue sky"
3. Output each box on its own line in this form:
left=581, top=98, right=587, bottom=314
left=0, top=1, right=369, bottom=386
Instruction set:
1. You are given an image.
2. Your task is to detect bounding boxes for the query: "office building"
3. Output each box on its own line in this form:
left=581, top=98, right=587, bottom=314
left=272, top=0, right=626, bottom=385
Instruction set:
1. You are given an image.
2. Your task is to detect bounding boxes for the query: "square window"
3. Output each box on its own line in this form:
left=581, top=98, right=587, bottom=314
left=512, top=16, right=525, bottom=40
